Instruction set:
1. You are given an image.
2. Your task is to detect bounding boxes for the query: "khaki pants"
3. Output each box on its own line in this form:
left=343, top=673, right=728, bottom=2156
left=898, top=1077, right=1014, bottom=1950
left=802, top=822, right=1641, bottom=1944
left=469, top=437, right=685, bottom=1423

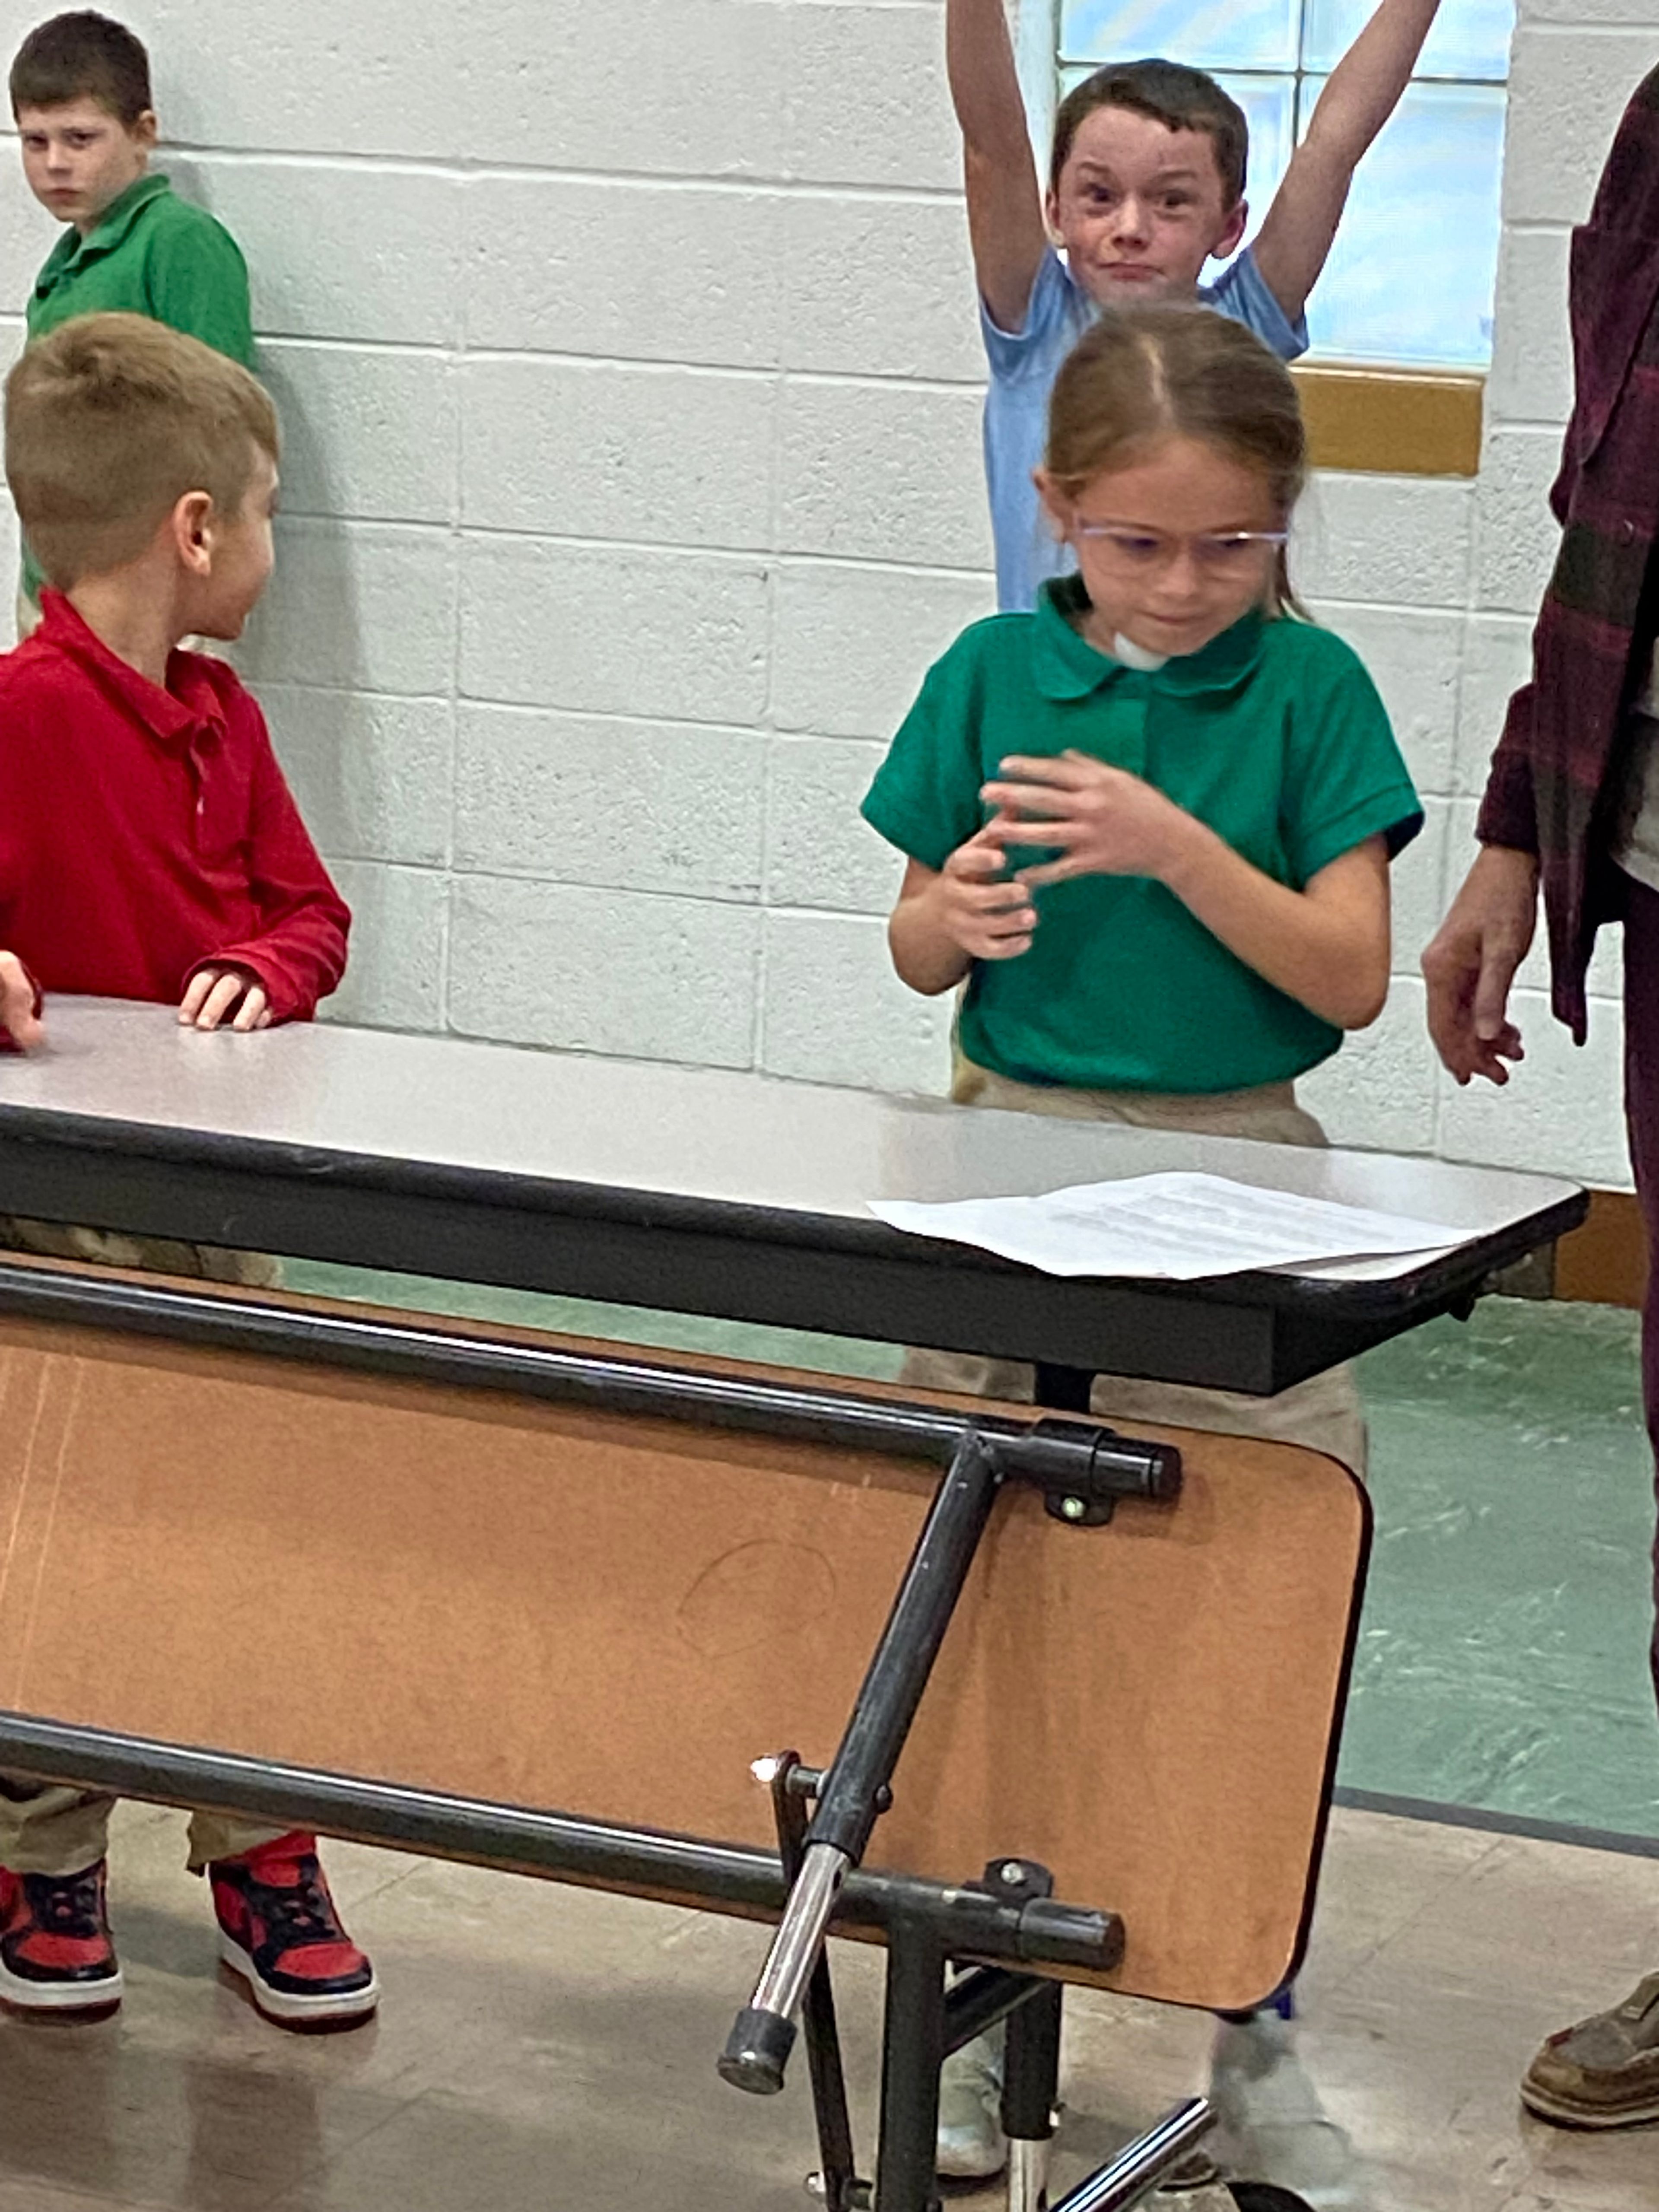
left=0, top=1217, right=282, bottom=1288
left=0, top=1223, right=284, bottom=1875
left=903, top=1060, right=1368, bottom=1478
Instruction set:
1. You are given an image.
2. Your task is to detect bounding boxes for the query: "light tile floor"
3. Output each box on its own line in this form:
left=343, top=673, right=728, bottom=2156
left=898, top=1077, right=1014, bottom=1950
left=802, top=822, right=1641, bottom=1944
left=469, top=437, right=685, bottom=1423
left=0, top=1802, right=1653, bottom=2211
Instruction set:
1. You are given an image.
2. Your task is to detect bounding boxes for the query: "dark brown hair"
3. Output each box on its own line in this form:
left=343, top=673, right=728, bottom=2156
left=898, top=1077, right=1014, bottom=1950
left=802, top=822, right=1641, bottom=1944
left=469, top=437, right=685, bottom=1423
left=1046, top=305, right=1306, bottom=613
left=1051, top=60, right=1247, bottom=206
left=10, top=11, right=150, bottom=124
left=6, top=314, right=279, bottom=588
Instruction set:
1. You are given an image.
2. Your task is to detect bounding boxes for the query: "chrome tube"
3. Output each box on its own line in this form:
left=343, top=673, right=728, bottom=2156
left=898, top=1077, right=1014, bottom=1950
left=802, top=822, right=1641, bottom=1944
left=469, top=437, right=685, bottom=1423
left=718, top=1843, right=850, bottom=2094
left=1007, top=2135, right=1052, bottom=2212
left=1049, top=2099, right=1216, bottom=2212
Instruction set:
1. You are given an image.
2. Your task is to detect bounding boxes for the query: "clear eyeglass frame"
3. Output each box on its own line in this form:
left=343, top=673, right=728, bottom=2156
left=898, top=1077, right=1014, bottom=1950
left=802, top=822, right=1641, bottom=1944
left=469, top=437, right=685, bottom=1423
left=1070, top=522, right=1291, bottom=572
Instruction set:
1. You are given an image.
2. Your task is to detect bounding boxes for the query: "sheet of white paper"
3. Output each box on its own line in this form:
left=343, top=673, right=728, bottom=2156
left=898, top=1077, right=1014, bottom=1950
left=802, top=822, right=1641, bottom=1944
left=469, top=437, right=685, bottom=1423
left=867, top=1172, right=1469, bottom=1281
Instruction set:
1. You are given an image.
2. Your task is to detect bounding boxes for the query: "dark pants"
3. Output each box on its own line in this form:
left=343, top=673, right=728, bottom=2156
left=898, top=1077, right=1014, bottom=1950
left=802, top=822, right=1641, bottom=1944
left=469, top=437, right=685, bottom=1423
left=1623, top=878, right=1659, bottom=1706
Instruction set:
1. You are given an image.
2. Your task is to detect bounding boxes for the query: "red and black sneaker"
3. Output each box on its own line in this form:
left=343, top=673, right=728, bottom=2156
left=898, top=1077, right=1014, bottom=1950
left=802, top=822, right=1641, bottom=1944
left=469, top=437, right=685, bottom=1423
left=0, top=1859, right=122, bottom=2015
left=208, top=1832, right=378, bottom=2029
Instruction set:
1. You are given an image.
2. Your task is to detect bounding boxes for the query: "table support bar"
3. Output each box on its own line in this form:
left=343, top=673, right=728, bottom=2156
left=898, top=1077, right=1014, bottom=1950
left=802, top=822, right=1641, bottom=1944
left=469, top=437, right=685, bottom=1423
left=0, top=1262, right=1179, bottom=1504
left=0, top=1711, right=1120, bottom=1974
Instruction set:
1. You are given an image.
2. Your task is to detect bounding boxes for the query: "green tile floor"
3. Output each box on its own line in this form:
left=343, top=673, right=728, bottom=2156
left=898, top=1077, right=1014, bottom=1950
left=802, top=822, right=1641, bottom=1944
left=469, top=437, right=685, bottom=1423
left=285, top=1264, right=1659, bottom=1843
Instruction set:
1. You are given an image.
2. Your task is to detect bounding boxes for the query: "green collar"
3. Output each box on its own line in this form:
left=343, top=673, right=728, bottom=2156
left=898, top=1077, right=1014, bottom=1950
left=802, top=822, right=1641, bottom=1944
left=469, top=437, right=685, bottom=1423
left=1029, top=575, right=1268, bottom=702
left=35, top=171, right=171, bottom=292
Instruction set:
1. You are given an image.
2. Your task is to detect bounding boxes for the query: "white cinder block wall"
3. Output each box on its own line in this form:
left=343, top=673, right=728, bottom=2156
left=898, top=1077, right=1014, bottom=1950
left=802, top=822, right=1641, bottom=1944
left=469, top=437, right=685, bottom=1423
left=0, top=0, right=1642, bottom=1184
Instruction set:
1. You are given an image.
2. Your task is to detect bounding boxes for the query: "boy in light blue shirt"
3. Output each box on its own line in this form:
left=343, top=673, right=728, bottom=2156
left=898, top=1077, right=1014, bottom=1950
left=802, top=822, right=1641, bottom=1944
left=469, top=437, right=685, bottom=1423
left=948, top=0, right=1444, bottom=607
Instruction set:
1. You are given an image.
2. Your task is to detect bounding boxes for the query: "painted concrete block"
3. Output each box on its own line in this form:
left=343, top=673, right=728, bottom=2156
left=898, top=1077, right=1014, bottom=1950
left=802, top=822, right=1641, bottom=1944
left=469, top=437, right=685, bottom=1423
left=240, top=521, right=458, bottom=697
left=261, top=343, right=458, bottom=525
left=460, top=537, right=770, bottom=724
left=465, top=179, right=784, bottom=366
left=191, top=158, right=463, bottom=348
left=1294, top=475, right=1473, bottom=610
left=759, top=909, right=953, bottom=1092
left=1435, top=984, right=1630, bottom=1186
left=1308, top=603, right=1462, bottom=795
left=777, top=377, right=992, bottom=569
left=1487, top=228, right=1572, bottom=429
left=1455, top=615, right=1534, bottom=794
left=1504, top=29, right=1656, bottom=226
left=770, top=559, right=995, bottom=738
left=264, top=685, right=454, bottom=867
left=456, top=0, right=788, bottom=177
left=766, top=736, right=904, bottom=912
left=1299, top=981, right=1440, bottom=1156
left=448, top=876, right=761, bottom=1067
left=782, top=2, right=960, bottom=191
left=781, top=192, right=981, bottom=383
left=1472, top=428, right=1564, bottom=617
left=455, top=704, right=764, bottom=900
left=461, top=356, right=775, bottom=548
left=143, top=0, right=464, bottom=157
left=324, top=861, right=447, bottom=1032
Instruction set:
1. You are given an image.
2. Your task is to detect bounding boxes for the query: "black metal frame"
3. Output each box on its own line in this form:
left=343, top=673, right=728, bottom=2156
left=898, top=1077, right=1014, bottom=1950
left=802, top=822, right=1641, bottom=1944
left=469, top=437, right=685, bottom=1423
left=0, top=1711, right=1111, bottom=1973
left=0, top=1103, right=1589, bottom=1397
left=719, top=1419, right=1174, bottom=2110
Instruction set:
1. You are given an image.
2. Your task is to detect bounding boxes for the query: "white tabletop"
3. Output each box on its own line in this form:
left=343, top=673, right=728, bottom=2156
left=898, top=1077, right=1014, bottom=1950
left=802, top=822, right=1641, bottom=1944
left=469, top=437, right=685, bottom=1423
left=0, top=1000, right=1580, bottom=1293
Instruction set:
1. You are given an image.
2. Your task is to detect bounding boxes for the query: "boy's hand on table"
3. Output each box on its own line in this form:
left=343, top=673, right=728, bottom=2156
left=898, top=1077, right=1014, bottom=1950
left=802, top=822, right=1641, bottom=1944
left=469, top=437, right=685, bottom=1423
left=180, top=966, right=273, bottom=1033
left=981, top=752, right=1192, bottom=885
left=931, top=819, right=1038, bottom=960
left=0, top=953, right=43, bottom=1052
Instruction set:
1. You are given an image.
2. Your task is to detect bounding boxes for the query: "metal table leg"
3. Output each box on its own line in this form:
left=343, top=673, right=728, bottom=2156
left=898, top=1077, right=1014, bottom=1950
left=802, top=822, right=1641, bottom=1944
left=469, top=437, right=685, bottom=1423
left=1003, top=1977, right=1063, bottom=2212
left=874, top=1908, right=949, bottom=2212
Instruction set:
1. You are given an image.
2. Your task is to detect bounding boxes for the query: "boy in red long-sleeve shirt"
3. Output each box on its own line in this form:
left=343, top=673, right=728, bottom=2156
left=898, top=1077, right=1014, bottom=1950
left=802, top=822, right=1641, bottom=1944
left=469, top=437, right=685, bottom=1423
left=0, top=311, right=375, bottom=2031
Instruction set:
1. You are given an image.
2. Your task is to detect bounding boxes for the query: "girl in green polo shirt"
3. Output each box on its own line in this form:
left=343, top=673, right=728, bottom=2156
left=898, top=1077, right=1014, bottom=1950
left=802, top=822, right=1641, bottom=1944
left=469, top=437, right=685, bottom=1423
left=862, top=303, right=1420, bottom=2202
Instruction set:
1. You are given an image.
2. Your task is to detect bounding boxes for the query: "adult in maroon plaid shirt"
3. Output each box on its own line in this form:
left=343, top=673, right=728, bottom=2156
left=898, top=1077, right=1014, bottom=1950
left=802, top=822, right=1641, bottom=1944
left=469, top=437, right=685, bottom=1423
left=1424, top=64, right=1659, bottom=2133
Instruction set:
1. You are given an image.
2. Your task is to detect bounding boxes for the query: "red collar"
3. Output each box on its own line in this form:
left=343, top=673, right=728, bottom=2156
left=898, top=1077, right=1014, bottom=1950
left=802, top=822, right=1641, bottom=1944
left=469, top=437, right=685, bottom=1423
left=33, top=591, right=227, bottom=749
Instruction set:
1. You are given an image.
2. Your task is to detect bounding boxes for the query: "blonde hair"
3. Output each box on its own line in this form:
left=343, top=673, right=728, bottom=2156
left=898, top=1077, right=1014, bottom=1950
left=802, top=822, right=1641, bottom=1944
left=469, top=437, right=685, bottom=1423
left=1046, top=304, right=1307, bottom=615
left=5, top=312, right=278, bottom=588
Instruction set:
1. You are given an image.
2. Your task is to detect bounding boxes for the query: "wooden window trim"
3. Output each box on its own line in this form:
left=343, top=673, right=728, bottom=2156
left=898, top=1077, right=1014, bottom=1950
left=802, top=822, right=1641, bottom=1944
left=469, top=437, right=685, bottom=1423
left=1294, top=364, right=1485, bottom=479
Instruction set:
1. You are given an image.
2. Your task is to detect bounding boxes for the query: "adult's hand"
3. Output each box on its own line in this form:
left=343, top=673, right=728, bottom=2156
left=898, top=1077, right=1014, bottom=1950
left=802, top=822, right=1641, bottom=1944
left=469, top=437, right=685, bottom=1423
left=1422, top=845, right=1539, bottom=1085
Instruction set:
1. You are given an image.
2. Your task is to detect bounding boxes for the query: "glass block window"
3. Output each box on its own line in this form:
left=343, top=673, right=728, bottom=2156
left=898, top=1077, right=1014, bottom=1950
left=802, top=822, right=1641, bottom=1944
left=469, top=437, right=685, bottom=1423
left=1055, top=0, right=1514, bottom=365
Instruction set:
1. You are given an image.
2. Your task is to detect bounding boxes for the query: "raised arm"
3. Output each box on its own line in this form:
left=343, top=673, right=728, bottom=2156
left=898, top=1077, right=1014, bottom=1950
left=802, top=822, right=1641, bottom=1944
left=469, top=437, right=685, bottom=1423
left=1249, top=0, right=1442, bottom=324
left=948, top=0, right=1052, bottom=333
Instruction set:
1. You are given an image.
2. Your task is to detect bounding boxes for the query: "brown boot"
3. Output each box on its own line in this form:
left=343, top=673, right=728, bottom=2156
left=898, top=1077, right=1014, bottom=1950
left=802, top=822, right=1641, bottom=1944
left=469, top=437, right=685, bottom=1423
left=1521, top=1973, right=1659, bottom=2128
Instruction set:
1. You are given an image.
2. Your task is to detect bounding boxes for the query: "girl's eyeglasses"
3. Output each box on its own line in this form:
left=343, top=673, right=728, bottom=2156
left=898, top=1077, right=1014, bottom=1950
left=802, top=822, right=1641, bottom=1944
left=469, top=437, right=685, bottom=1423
left=1071, top=521, right=1290, bottom=574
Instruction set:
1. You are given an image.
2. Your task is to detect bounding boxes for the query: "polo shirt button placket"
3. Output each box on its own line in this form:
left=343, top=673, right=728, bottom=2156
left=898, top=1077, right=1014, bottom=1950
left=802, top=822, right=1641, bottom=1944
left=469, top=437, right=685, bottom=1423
left=188, top=731, right=212, bottom=847
left=1120, top=671, right=1152, bottom=782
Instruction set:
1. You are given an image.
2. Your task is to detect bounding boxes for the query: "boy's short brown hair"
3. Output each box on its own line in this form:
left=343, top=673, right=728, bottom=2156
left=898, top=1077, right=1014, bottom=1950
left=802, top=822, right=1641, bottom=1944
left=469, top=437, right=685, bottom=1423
left=9, top=10, right=151, bottom=125
left=5, top=313, right=280, bottom=588
left=1051, top=60, right=1248, bottom=206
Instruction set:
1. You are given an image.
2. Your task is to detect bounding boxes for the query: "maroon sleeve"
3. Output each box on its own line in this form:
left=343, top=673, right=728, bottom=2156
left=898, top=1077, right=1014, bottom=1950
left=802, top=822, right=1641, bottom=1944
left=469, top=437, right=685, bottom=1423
left=192, top=697, right=351, bottom=1022
left=1474, top=675, right=1541, bottom=855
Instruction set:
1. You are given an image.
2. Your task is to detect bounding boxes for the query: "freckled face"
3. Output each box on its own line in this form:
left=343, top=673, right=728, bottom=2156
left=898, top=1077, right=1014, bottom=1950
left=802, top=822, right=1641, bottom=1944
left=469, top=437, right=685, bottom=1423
left=1047, top=105, right=1246, bottom=308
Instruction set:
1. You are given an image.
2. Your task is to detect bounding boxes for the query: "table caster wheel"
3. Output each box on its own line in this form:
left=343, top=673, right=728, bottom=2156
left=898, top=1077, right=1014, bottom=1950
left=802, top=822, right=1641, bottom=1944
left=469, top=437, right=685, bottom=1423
left=1227, top=2188, right=1317, bottom=2211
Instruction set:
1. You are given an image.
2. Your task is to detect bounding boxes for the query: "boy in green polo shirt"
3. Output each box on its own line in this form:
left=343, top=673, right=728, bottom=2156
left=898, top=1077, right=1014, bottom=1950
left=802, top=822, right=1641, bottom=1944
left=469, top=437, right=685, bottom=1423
left=864, top=305, right=1419, bottom=2205
left=9, top=10, right=253, bottom=624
